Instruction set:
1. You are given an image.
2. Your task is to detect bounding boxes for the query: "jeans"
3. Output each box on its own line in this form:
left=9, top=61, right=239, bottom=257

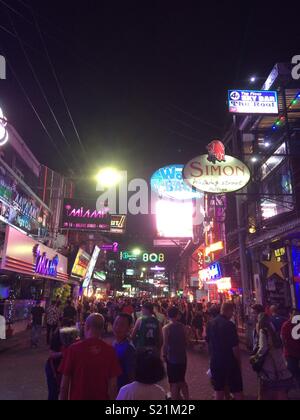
left=46, top=324, right=58, bottom=345
left=287, top=357, right=300, bottom=384
left=31, top=325, right=42, bottom=347
left=45, top=360, right=59, bottom=401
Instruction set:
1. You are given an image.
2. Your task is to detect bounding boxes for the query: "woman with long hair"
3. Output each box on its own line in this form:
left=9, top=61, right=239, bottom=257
left=250, top=313, right=293, bottom=400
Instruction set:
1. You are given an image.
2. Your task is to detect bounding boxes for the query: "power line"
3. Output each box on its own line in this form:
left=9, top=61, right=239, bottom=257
left=2, top=53, right=71, bottom=170
left=6, top=9, right=82, bottom=171
left=30, top=10, right=87, bottom=158
left=164, top=110, right=207, bottom=136
left=0, top=0, right=33, bottom=25
left=166, top=128, right=205, bottom=144
left=168, top=103, right=223, bottom=131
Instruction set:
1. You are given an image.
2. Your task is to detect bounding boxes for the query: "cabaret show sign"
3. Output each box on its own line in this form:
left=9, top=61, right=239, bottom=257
left=183, top=140, right=251, bottom=194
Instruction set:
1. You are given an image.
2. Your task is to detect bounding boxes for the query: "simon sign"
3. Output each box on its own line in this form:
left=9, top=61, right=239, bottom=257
left=183, top=140, right=251, bottom=194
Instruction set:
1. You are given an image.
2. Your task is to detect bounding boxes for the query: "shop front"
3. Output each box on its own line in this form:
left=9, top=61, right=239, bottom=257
left=251, top=236, right=300, bottom=312
left=0, top=226, right=68, bottom=334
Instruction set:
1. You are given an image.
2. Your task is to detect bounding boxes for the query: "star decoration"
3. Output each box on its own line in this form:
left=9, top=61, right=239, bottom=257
left=261, top=253, right=287, bottom=280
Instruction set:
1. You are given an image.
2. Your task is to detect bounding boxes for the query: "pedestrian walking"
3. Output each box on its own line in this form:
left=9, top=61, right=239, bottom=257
left=206, top=303, right=244, bottom=400
left=250, top=313, right=293, bottom=400
left=113, top=313, right=136, bottom=391
left=131, top=303, right=162, bottom=353
left=63, top=300, right=77, bottom=325
left=281, top=309, right=300, bottom=386
left=46, top=301, right=60, bottom=346
left=162, top=306, right=189, bottom=400
left=117, top=349, right=166, bottom=400
left=30, top=301, right=45, bottom=348
left=59, top=314, right=121, bottom=400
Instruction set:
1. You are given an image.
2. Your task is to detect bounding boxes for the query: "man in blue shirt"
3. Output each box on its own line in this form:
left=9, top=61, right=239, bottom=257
left=113, top=313, right=136, bottom=390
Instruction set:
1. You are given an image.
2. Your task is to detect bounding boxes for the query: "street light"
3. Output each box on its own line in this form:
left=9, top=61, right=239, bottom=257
left=96, top=167, right=122, bottom=187
left=132, top=248, right=142, bottom=256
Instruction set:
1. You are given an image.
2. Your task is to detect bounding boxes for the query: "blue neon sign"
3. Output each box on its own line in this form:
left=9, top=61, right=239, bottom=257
left=151, top=164, right=201, bottom=201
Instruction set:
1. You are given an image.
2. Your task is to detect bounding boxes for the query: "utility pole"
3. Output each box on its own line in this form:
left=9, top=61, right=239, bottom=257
left=232, top=115, right=251, bottom=320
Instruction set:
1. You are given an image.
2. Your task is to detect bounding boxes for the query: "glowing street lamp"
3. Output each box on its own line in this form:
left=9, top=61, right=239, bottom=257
left=132, top=248, right=142, bottom=256
left=96, top=167, right=122, bottom=187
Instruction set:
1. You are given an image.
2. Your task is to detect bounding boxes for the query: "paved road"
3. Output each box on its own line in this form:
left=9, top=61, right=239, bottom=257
left=0, top=331, right=261, bottom=401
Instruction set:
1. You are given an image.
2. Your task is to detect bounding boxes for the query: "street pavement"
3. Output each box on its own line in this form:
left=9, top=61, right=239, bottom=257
left=0, top=332, right=298, bottom=400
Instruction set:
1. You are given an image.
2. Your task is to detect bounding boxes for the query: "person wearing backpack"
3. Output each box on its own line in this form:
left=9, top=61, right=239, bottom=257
left=250, top=313, right=293, bottom=400
left=131, top=303, right=162, bottom=354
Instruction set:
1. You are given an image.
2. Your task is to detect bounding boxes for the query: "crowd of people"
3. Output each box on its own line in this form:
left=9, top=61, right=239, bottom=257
left=31, top=296, right=300, bottom=401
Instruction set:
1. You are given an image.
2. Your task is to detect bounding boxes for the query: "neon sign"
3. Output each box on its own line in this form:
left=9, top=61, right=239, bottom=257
left=101, top=242, right=119, bottom=252
left=33, top=245, right=59, bottom=278
left=199, top=263, right=222, bottom=283
left=62, top=199, right=111, bottom=232
left=205, top=241, right=224, bottom=257
left=151, top=164, right=201, bottom=201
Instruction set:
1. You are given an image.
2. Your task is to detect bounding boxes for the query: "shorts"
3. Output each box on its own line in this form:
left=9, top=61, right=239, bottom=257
left=211, top=363, right=243, bottom=394
left=167, top=362, right=187, bottom=384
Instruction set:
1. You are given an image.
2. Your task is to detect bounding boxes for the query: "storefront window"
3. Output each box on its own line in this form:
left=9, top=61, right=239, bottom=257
left=260, top=160, right=294, bottom=220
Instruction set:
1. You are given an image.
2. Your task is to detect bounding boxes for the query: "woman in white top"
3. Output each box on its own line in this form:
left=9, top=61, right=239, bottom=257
left=117, top=349, right=166, bottom=400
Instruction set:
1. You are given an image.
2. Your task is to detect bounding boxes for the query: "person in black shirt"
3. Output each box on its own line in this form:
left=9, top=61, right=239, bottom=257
left=207, top=302, right=244, bottom=400
left=63, top=300, right=77, bottom=325
left=31, top=301, right=45, bottom=348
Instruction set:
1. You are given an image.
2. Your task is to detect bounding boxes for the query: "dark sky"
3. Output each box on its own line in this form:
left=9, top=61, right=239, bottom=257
left=0, top=0, right=300, bottom=239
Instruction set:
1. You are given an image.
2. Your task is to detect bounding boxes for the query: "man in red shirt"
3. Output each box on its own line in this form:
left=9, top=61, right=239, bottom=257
left=281, top=309, right=300, bottom=385
left=59, top=313, right=121, bottom=400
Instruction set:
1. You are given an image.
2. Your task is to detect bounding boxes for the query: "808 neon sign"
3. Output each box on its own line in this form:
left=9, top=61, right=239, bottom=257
left=143, top=253, right=165, bottom=263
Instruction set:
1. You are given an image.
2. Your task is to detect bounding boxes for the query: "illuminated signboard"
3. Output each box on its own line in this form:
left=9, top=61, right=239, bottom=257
left=71, top=248, right=91, bottom=279
left=228, top=90, right=279, bottom=115
left=101, top=242, right=119, bottom=252
left=0, top=108, right=8, bottom=146
left=93, top=271, right=107, bottom=281
left=205, top=241, right=224, bottom=257
left=83, top=246, right=101, bottom=288
left=184, top=141, right=251, bottom=194
left=33, top=245, right=59, bottom=278
left=62, top=199, right=111, bottom=232
left=110, top=215, right=127, bottom=234
left=1, top=226, right=68, bottom=281
left=151, top=164, right=201, bottom=201
left=216, top=277, right=232, bottom=292
left=156, top=200, right=194, bottom=238
left=120, top=251, right=166, bottom=263
left=199, top=263, right=222, bottom=283
left=126, top=269, right=135, bottom=276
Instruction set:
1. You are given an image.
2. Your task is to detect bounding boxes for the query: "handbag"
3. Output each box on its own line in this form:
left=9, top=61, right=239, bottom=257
left=250, top=329, right=269, bottom=373
left=250, top=352, right=268, bottom=373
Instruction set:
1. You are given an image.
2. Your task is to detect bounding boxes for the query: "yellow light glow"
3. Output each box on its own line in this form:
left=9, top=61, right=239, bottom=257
left=205, top=241, right=224, bottom=256
left=96, top=168, right=122, bottom=187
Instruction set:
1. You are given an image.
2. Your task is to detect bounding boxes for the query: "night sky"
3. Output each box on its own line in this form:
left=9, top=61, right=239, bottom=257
left=0, top=0, right=300, bottom=239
